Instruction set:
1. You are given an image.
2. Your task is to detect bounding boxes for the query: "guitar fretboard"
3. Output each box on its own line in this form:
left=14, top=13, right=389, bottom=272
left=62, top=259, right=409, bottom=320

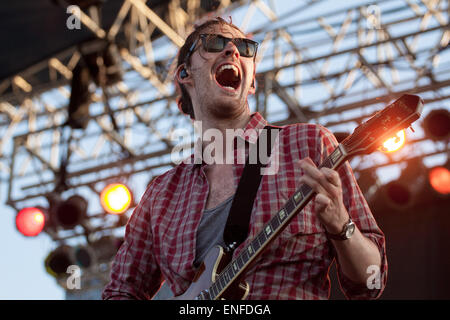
left=201, top=144, right=348, bottom=300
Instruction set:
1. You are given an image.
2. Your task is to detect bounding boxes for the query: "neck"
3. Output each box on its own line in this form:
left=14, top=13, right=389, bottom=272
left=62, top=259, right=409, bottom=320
left=193, top=106, right=251, bottom=165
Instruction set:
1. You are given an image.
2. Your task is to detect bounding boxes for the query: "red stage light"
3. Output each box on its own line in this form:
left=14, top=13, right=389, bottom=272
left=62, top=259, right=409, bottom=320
left=16, top=207, right=45, bottom=237
left=428, top=166, right=450, bottom=195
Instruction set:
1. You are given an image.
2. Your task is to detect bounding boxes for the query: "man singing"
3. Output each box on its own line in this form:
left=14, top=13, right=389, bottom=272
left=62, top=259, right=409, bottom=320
left=102, top=17, right=387, bottom=300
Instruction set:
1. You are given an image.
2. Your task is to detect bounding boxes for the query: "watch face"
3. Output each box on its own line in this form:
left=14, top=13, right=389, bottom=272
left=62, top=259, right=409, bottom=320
left=345, top=223, right=356, bottom=238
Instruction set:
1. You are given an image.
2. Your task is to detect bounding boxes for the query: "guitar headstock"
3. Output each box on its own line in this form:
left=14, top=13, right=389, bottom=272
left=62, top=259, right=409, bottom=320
left=341, top=94, right=424, bottom=156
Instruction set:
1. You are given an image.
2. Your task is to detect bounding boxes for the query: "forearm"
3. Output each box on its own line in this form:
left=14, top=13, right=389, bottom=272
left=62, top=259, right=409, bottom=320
left=331, top=225, right=381, bottom=285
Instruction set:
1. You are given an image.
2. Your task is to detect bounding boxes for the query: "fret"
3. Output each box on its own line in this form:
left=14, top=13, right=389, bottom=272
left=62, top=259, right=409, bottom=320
left=318, top=157, right=331, bottom=169
left=237, top=253, right=245, bottom=268
left=251, top=237, right=260, bottom=252
left=241, top=249, right=248, bottom=264
left=223, top=270, right=229, bottom=283
left=255, top=232, right=266, bottom=252
left=285, top=198, right=295, bottom=214
left=214, top=279, right=220, bottom=294
left=227, top=266, right=234, bottom=280
left=211, top=283, right=217, bottom=298
left=209, top=283, right=216, bottom=299
left=232, top=260, right=239, bottom=273
left=271, top=214, right=280, bottom=230
left=300, top=184, right=312, bottom=197
left=219, top=274, right=226, bottom=290
left=258, top=230, right=267, bottom=244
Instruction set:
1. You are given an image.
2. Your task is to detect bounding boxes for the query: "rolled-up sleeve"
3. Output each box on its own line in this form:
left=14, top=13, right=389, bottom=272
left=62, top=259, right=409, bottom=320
left=102, top=186, right=163, bottom=300
left=319, top=126, right=388, bottom=300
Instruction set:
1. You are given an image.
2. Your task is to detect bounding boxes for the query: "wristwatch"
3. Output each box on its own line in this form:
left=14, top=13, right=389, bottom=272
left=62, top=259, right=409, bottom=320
left=326, top=218, right=356, bottom=241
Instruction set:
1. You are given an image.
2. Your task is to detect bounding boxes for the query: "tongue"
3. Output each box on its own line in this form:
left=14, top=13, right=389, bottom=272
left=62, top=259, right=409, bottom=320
left=216, top=69, right=239, bottom=89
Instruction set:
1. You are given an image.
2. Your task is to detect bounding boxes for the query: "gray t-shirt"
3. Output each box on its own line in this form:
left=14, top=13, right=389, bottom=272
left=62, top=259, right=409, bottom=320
left=194, top=195, right=234, bottom=267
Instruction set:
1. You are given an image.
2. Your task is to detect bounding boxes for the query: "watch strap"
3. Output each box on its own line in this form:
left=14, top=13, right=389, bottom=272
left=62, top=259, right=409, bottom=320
left=325, top=218, right=354, bottom=240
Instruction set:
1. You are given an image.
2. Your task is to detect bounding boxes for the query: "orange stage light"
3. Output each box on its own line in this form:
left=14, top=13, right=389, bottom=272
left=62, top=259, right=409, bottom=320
left=379, top=130, right=406, bottom=153
left=428, top=166, right=450, bottom=195
left=100, top=183, right=132, bottom=214
left=16, top=207, right=45, bottom=237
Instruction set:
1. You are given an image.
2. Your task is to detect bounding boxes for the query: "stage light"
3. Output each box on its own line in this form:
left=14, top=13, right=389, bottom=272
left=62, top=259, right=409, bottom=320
left=379, top=158, right=426, bottom=210
left=68, top=63, right=91, bottom=129
left=428, top=166, right=450, bottom=195
left=422, top=109, right=450, bottom=141
left=15, top=207, right=46, bottom=237
left=74, top=245, right=95, bottom=269
left=356, top=169, right=380, bottom=204
left=379, top=130, right=406, bottom=153
left=45, top=245, right=75, bottom=277
left=91, top=235, right=123, bottom=262
left=100, top=183, right=132, bottom=214
left=54, top=195, right=88, bottom=229
left=383, top=181, right=412, bottom=208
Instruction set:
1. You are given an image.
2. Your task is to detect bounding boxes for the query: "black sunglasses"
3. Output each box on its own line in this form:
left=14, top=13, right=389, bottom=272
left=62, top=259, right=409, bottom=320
left=185, top=34, right=259, bottom=62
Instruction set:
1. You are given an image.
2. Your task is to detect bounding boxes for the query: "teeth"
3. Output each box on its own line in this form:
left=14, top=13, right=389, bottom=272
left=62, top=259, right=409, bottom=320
left=223, top=86, right=235, bottom=90
left=218, top=64, right=239, bottom=77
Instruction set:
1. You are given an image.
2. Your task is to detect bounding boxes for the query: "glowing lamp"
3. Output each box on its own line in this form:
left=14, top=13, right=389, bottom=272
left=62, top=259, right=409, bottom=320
left=428, top=166, right=450, bottom=195
left=379, top=130, right=406, bottom=153
left=100, top=183, right=132, bottom=214
left=16, top=207, right=46, bottom=237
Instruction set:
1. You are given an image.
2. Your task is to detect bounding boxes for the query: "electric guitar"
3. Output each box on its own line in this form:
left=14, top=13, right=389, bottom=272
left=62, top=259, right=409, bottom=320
left=173, top=94, right=424, bottom=300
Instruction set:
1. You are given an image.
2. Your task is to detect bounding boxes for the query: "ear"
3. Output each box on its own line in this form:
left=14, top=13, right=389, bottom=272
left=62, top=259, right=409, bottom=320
left=175, top=64, right=190, bottom=84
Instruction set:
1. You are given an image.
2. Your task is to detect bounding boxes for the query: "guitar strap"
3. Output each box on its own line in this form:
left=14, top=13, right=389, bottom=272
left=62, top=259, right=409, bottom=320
left=223, top=125, right=280, bottom=250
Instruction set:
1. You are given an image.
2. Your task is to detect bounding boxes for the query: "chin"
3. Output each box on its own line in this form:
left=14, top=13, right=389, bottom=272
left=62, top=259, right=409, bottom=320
left=208, top=99, right=246, bottom=119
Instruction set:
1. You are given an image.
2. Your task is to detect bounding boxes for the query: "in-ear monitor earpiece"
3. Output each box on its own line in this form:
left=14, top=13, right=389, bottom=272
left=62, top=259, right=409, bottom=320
left=180, top=68, right=188, bottom=79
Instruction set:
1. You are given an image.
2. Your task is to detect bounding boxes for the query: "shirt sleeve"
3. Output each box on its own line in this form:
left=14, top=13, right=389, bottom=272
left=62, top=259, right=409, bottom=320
left=102, top=185, right=163, bottom=300
left=317, top=126, right=388, bottom=300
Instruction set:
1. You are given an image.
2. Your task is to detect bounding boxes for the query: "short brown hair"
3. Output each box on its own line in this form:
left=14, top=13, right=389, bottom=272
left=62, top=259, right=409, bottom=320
left=176, top=17, right=244, bottom=119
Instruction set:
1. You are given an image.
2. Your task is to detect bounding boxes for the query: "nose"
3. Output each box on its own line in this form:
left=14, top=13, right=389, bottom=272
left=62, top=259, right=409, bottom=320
left=224, top=40, right=240, bottom=59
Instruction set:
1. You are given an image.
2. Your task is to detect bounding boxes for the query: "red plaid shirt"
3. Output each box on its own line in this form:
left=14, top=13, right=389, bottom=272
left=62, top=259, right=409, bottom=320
left=102, top=112, right=387, bottom=300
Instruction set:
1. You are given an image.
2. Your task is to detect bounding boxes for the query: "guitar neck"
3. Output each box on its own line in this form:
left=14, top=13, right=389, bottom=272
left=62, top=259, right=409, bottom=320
left=207, top=144, right=349, bottom=300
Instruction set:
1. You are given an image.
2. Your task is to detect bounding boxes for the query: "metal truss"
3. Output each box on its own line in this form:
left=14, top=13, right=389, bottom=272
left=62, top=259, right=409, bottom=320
left=1, top=0, right=449, bottom=243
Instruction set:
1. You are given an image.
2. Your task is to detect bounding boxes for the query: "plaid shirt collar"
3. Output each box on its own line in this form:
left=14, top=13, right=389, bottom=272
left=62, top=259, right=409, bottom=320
left=186, top=112, right=268, bottom=169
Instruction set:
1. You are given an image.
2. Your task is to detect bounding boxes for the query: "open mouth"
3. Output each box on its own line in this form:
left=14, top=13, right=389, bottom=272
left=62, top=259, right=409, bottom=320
left=214, top=64, right=241, bottom=91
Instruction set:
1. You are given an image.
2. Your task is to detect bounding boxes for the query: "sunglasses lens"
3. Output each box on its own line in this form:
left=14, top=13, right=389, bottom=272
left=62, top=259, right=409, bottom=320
left=235, top=39, right=255, bottom=57
left=204, top=35, right=226, bottom=52
left=201, top=35, right=257, bottom=57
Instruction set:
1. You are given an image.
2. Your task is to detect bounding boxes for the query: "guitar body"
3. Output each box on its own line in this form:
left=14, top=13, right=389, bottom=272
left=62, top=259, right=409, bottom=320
left=172, top=246, right=249, bottom=300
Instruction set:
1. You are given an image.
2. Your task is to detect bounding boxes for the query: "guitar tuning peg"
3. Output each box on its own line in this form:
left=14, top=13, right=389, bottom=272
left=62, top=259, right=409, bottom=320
left=409, top=126, right=415, bottom=133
